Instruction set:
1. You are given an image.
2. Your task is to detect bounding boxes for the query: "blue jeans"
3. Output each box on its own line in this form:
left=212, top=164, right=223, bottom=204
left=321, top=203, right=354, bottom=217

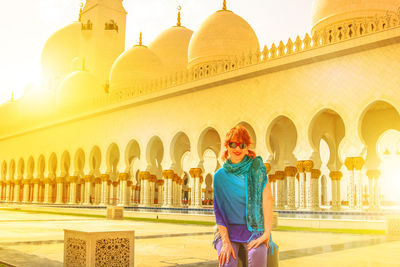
left=215, top=239, right=268, bottom=267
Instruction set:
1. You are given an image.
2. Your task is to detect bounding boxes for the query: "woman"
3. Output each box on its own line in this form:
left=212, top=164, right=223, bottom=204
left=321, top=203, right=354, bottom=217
left=213, top=125, right=274, bottom=267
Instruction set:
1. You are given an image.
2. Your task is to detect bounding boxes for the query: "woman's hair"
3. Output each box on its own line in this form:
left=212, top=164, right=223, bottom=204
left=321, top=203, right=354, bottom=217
left=222, top=125, right=256, bottom=161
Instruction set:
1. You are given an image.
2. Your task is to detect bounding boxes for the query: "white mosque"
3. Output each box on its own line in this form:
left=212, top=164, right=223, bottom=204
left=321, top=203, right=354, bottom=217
left=0, top=0, right=400, bottom=212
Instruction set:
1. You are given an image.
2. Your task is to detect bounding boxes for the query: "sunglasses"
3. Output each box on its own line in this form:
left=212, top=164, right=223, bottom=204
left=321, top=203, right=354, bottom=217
left=228, top=142, right=248, bottom=149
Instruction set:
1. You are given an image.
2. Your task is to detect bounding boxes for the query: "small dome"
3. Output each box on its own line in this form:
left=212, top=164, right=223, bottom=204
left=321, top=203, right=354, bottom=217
left=41, top=22, right=81, bottom=89
left=312, top=0, right=400, bottom=33
left=188, top=9, right=260, bottom=68
left=57, top=71, right=103, bottom=106
left=109, top=45, right=164, bottom=90
left=149, top=26, right=193, bottom=74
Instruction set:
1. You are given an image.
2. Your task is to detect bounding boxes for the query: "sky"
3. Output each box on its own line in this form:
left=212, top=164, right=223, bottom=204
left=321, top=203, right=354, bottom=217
left=0, top=0, right=313, bottom=104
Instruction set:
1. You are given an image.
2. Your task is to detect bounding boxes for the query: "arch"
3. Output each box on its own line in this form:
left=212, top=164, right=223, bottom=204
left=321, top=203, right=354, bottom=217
left=146, top=136, right=164, bottom=177
left=170, top=132, right=191, bottom=174
left=27, top=156, right=35, bottom=179
left=266, top=116, right=298, bottom=168
left=125, top=139, right=140, bottom=171
left=1, top=161, right=7, bottom=180
left=89, top=146, right=101, bottom=175
left=48, top=153, right=57, bottom=178
left=37, top=155, right=45, bottom=179
left=197, top=127, right=222, bottom=161
left=203, top=149, right=218, bottom=174
left=60, top=151, right=71, bottom=177
left=358, top=101, right=400, bottom=170
left=17, top=158, right=25, bottom=179
left=236, top=121, right=257, bottom=149
left=106, top=143, right=120, bottom=179
left=308, top=109, right=345, bottom=170
left=9, top=159, right=15, bottom=180
left=74, top=148, right=85, bottom=177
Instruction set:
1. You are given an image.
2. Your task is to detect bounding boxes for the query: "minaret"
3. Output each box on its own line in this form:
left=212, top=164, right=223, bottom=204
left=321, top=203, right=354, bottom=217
left=79, top=0, right=127, bottom=84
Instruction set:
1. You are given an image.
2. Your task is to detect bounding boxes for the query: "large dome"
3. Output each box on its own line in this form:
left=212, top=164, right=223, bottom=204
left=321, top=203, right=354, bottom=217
left=109, top=45, right=164, bottom=90
left=41, top=22, right=81, bottom=89
left=149, top=26, right=193, bottom=74
left=57, top=71, right=103, bottom=106
left=188, top=9, right=260, bottom=68
left=312, top=0, right=400, bottom=33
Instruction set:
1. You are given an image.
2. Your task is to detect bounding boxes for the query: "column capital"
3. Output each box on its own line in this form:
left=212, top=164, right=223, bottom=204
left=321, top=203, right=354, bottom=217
left=107, top=180, right=112, bottom=185
left=173, top=174, right=179, bottom=182
left=112, top=181, right=119, bottom=186
left=275, top=171, right=286, bottom=180
left=150, top=175, right=157, bottom=182
left=303, top=160, right=314, bottom=172
left=264, top=163, right=271, bottom=174
left=14, top=180, right=21, bottom=185
left=56, top=177, right=65, bottom=183
left=127, top=181, right=132, bottom=187
left=84, top=175, right=94, bottom=182
left=366, top=169, right=381, bottom=179
left=353, top=157, right=365, bottom=171
left=344, top=157, right=355, bottom=170
left=189, top=168, right=202, bottom=178
left=22, top=179, right=32, bottom=185
left=311, top=169, right=321, bottom=179
left=157, top=179, right=164, bottom=186
left=162, top=170, right=174, bottom=179
left=296, top=161, right=305, bottom=173
left=68, top=176, right=78, bottom=183
left=119, top=173, right=129, bottom=181
left=199, top=176, right=204, bottom=183
left=329, top=171, right=343, bottom=181
left=139, top=171, right=151, bottom=180
left=268, top=174, right=276, bottom=182
left=100, top=174, right=110, bottom=181
left=284, top=166, right=297, bottom=177
left=32, top=179, right=41, bottom=184
left=94, top=177, right=101, bottom=184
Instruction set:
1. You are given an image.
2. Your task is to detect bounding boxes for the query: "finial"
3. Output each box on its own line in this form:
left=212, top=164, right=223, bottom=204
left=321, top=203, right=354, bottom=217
left=177, top=6, right=182, bottom=27
left=79, top=3, right=83, bottom=22
left=139, top=32, right=143, bottom=46
left=222, top=0, right=227, bottom=11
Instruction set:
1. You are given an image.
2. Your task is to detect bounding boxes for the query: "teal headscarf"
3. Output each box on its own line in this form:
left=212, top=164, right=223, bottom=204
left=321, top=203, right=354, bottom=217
left=222, top=155, right=268, bottom=232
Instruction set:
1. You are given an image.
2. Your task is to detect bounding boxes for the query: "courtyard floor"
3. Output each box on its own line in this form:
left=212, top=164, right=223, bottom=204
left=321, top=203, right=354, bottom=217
left=0, top=208, right=399, bottom=267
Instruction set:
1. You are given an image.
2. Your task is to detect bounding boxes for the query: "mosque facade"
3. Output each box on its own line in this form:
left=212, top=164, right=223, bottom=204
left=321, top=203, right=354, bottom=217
left=0, top=0, right=400, bottom=211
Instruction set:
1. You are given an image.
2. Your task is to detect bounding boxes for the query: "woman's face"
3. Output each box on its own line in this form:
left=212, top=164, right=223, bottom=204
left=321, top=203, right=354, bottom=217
left=227, top=138, right=249, bottom=164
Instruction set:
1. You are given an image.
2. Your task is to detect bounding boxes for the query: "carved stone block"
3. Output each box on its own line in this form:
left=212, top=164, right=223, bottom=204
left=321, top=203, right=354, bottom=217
left=107, top=206, right=124, bottom=220
left=64, top=229, right=134, bottom=267
left=272, top=212, right=279, bottom=230
left=386, top=215, right=400, bottom=239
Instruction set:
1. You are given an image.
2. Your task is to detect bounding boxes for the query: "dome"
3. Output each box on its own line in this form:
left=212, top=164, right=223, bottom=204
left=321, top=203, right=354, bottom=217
left=312, top=0, right=400, bottom=33
left=109, top=45, right=164, bottom=90
left=41, top=22, right=81, bottom=89
left=149, top=26, right=193, bottom=74
left=57, top=71, right=103, bottom=106
left=188, top=9, right=260, bottom=68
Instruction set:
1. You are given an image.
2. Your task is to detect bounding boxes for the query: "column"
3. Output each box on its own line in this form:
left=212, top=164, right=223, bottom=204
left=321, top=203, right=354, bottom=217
left=345, top=157, right=355, bottom=209
left=32, top=179, right=40, bottom=203
left=5, top=181, right=11, bottom=202
left=189, top=168, right=202, bottom=207
left=162, top=170, right=173, bottom=207
left=268, top=174, right=276, bottom=208
left=297, top=161, right=306, bottom=209
left=140, top=178, right=144, bottom=205
left=22, top=179, right=31, bottom=203
left=55, top=177, right=64, bottom=204
left=149, top=175, right=156, bottom=205
left=330, top=171, right=343, bottom=211
left=79, top=180, right=85, bottom=204
left=354, top=157, right=365, bottom=209
left=157, top=180, right=164, bottom=206
left=139, top=172, right=150, bottom=206
left=366, top=170, right=375, bottom=210
left=14, top=180, right=21, bottom=203
left=275, top=171, right=285, bottom=209
left=43, top=179, right=50, bottom=203
left=374, top=170, right=381, bottom=210
left=68, top=176, right=78, bottom=204
left=198, top=176, right=204, bottom=206
left=304, top=160, right=314, bottom=209
left=127, top=181, right=132, bottom=205
left=118, top=173, right=129, bottom=206
left=83, top=175, right=93, bottom=205
left=311, top=169, right=321, bottom=210
left=295, top=174, right=300, bottom=208
left=0, top=181, right=4, bottom=202
left=99, top=174, right=109, bottom=206
left=285, top=166, right=297, bottom=210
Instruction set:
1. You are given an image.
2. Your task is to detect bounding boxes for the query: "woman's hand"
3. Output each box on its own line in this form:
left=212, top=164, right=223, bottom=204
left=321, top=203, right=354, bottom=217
left=247, top=233, right=270, bottom=250
left=219, top=240, right=237, bottom=266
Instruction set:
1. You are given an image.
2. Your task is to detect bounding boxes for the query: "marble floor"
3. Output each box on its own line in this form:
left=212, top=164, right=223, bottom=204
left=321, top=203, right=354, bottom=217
left=0, top=209, right=399, bottom=267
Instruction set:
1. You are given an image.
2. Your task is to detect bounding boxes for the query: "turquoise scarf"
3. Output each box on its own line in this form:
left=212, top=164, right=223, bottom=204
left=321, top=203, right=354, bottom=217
left=222, top=155, right=268, bottom=232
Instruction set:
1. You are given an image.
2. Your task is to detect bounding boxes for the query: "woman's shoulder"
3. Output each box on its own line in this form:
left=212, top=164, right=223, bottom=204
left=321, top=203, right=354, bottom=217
left=251, top=156, right=264, bottom=168
left=213, top=167, right=226, bottom=179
